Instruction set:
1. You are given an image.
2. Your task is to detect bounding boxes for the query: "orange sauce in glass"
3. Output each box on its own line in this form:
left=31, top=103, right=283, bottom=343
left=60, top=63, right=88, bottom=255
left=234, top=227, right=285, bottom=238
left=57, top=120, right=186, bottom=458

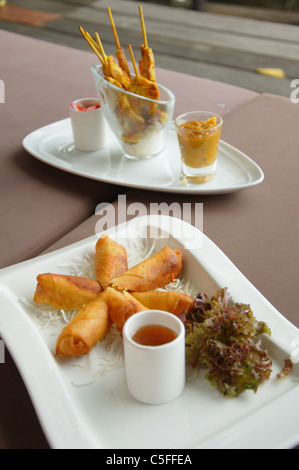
left=132, top=324, right=178, bottom=346
left=177, top=117, right=222, bottom=168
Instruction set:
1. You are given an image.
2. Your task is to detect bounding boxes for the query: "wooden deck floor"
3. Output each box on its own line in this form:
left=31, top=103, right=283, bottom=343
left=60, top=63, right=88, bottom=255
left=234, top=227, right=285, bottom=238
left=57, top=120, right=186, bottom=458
left=1, top=0, right=298, bottom=97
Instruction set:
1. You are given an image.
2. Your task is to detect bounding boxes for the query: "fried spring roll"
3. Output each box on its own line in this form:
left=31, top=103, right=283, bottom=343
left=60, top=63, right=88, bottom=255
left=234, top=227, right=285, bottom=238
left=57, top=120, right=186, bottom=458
left=56, top=293, right=111, bottom=357
left=33, top=273, right=102, bottom=310
left=111, top=247, right=183, bottom=292
left=104, top=287, right=148, bottom=332
left=131, top=291, right=195, bottom=316
left=94, top=234, right=128, bottom=289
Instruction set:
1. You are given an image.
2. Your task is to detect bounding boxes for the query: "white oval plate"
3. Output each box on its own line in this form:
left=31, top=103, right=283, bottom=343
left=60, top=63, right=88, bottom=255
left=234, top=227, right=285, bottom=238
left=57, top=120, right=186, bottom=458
left=23, top=118, right=264, bottom=195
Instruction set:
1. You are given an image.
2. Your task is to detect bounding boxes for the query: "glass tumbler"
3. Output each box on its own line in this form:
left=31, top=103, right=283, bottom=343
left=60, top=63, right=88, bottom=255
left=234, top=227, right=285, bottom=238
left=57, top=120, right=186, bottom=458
left=175, top=111, right=223, bottom=184
left=91, top=64, right=175, bottom=160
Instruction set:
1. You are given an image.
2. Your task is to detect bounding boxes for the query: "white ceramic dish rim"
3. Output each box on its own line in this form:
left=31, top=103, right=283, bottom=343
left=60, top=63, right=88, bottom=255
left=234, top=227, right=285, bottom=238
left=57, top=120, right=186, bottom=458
left=22, top=118, right=264, bottom=195
left=0, top=215, right=298, bottom=449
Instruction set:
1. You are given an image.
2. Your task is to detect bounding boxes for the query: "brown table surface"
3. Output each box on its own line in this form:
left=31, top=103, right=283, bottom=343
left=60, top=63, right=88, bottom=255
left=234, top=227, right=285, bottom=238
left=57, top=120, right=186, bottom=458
left=0, top=29, right=257, bottom=269
left=0, top=30, right=298, bottom=449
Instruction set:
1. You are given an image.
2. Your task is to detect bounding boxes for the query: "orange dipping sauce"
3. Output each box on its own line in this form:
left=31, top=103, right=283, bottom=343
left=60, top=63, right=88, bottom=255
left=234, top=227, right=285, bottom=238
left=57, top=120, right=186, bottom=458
left=177, top=117, right=222, bottom=169
left=132, top=324, right=178, bottom=347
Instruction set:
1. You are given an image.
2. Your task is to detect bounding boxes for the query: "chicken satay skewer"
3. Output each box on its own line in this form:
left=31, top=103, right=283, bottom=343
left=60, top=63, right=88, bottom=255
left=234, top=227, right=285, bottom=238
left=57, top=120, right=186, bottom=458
left=107, top=7, right=131, bottom=77
left=139, top=4, right=148, bottom=49
left=94, top=31, right=131, bottom=89
left=138, top=5, right=156, bottom=82
left=127, top=44, right=159, bottom=100
left=78, top=26, right=104, bottom=66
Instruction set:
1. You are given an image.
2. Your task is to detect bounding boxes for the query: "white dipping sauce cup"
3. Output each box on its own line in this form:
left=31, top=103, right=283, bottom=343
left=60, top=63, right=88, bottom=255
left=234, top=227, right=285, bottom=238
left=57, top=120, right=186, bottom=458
left=69, top=97, right=106, bottom=151
left=123, top=310, right=185, bottom=405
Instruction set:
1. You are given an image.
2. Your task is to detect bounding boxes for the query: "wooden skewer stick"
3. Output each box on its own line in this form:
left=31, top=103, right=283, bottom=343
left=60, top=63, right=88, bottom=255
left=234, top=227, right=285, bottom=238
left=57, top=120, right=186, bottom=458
left=138, top=5, right=148, bottom=48
left=94, top=32, right=108, bottom=70
left=107, top=7, right=131, bottom=77
left=107, top=7, right=121, bottom=50
left=86, top=31, right=106, bottom=65
left=85, top=32, right=100, bottom=51
left=78, top=26, right=104, bottom=65
left=127, top=44, right=139, bottom=79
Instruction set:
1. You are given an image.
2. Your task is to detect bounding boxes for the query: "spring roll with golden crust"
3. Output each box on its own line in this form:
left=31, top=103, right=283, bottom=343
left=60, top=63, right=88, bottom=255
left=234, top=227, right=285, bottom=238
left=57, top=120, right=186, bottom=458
left=104, top=287, right=148, bottom=332
left=33, top=273, right=102, bottom=310
left=111, top=247, right=183, bottom=292
left=131, top=291, right=195, bottom=316
left=56, top=293, right=111, bottom=357
left=94, top=235, right=128, bottom=289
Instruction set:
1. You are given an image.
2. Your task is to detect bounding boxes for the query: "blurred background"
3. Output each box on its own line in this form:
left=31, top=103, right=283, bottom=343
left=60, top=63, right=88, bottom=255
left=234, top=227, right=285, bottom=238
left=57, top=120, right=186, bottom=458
left=1, top=0, right=298, bottom=96
left=147, top=0, right=299, bottom=11
left=142, top=0, right=299, bottom=21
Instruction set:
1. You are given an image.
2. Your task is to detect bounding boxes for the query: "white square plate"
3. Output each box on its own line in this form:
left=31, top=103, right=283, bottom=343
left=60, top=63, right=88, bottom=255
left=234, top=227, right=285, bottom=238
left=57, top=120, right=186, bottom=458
left=0, top=215, right=298, bottom=449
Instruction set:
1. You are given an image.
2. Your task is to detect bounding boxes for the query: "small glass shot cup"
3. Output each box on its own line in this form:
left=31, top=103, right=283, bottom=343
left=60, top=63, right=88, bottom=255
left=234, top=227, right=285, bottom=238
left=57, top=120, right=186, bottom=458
left=175, top=111, right=223, bottom=184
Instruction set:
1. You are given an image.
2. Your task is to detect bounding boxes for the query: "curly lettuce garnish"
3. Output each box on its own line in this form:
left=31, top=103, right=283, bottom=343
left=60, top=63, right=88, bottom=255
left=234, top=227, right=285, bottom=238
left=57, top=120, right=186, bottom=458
left=277, top=359, right=293, bottom=379
left=183, top=288, right=273, bottom=397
